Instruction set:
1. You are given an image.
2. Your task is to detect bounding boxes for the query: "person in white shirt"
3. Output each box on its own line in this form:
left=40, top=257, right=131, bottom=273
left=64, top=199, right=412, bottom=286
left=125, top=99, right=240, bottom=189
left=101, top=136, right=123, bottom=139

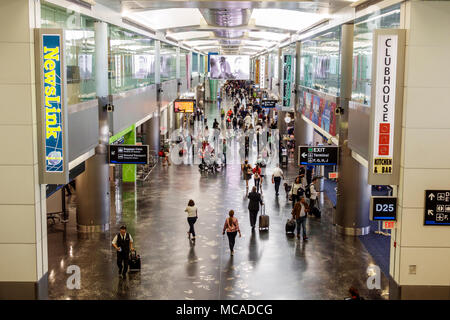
left=244, top=114, right=252, bottom=128
left=290, top=176, right=304, bottom=208
left=271, top=164, right=284, bottom=196
left=307, top=177, right=320, bottom=215
left=185, top=199, right=198, bottom=241
left=112, top=226, right=134, bottom=278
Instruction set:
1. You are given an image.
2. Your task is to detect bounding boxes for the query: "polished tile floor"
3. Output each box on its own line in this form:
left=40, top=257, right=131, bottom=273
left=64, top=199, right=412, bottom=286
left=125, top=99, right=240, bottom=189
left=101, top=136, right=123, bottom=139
left=46, top=101, right=390, bottom=300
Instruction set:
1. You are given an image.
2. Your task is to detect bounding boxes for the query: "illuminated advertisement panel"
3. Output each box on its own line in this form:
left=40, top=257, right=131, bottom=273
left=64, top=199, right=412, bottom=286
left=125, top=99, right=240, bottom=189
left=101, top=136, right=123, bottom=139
left=174, top=99, right=196, bottom=113
left=35, top=29, right=68, bottom=184
left=209, top=55, right=250, bottom=80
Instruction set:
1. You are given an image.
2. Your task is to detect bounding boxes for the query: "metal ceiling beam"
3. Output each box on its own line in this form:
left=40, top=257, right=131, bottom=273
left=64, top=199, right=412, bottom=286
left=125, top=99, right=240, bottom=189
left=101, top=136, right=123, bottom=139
left=120, top=0, right=333, bottom=14
left=168, top=34, right=280, bottom=42
left=162, top=24, right=295, bottom=34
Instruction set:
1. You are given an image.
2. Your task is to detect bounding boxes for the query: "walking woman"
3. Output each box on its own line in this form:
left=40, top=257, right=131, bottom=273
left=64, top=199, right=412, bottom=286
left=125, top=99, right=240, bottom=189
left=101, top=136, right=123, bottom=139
left=185, top=200, right=198, bottom=241
left=290, top=176, right=304, bottom=209
left=253, top=164, right=263, bottom=193
left=242, top=160, right=252, bottom=191
left=222, top=210, right=241, bottom=255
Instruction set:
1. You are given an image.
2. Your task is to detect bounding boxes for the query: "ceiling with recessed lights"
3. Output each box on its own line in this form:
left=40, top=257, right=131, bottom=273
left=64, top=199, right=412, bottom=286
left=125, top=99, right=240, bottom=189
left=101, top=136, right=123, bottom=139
left=95, top=0, right=358, bottom=55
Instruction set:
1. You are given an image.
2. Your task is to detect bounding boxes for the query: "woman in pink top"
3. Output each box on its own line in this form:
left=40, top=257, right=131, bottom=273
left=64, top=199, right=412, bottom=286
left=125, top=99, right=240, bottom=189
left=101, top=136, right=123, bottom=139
left=222, top=210, right=241, bottom=255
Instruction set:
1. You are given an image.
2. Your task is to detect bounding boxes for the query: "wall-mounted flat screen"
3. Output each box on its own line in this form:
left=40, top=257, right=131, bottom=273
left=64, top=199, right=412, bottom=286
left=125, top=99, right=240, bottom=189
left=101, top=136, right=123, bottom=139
left=174, top=99, right=195, bottom=113
left=132, top=54, right=155, bottom=79
left=78, top=54, right=92, bottom=80
left=209, top=55, right=250, bottom=80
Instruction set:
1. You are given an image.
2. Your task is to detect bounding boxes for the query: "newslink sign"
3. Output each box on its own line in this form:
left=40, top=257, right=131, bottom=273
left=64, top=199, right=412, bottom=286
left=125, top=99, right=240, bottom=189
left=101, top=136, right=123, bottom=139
left=368, top=29, right=405, bottom=186
left=35, top=29, right=69, bottom=184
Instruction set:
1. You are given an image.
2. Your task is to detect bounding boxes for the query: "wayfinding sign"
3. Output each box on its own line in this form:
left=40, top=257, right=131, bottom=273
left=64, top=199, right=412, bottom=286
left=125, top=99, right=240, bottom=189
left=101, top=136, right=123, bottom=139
left=370, top=196, right=397, bottom=221
left=424, top=190, right=450, bottom=226
left=368, top=29, right=406, bottom=186
left=299, top=146, right=338, bottom=166
left=261, top=100, right=278, bottom=108
left=109, top=145, right=149, bottom=165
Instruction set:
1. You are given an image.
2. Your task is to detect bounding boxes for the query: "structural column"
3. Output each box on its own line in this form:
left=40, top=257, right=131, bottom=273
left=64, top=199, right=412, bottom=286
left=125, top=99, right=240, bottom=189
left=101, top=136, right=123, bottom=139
left=76, top=21, right=110, bottom=232
left=335, top=23, right=371, bottom=235
left=389, top=1, right=450, bottom=299
left=0, top=0, right=48, bottom=299
left=294, top=41, right=314, bottom=162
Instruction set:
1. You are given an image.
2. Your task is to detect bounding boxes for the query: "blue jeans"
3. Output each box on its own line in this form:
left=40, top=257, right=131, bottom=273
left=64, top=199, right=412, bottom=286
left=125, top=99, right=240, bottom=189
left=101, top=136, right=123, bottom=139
left=296, top=216, right=307, bottom=238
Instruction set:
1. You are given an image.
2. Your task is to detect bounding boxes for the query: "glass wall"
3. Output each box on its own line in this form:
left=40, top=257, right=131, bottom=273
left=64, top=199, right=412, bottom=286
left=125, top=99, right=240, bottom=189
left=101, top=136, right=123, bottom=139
left=199, top=54, right=205, bottom=75
left=300, top=26, right=341, bottom=96
left=160, top=42, right=177, bottom=81
left=192, top=52, right=199, bottom=73
left=108, top=25, right=155, bottom=94
left=180, top=49, right=189, bottom=79
left=352, top=4, right=401, bottom=105
left=269, top=50, right=279, bottom=79
left=41, top=3, right=96, bottom=104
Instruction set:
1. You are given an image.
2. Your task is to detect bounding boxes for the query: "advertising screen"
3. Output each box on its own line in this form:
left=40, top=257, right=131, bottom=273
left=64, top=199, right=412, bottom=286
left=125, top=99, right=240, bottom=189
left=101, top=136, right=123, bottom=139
left=209, top=55, right=250, bottom=80
left=174, top=99, right=195, bottom=113
left=132, top=54, right=155, bottom=79
left=78, top=54, right=92, bottom=80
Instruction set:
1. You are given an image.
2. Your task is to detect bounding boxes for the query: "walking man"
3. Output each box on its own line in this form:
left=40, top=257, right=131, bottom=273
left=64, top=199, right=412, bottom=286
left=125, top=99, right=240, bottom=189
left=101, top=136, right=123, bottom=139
left=248, top=186, right=264, bottom=229
left=112, top=226, right=135, bottom=278
left=271, top=164, right=284, bottom=196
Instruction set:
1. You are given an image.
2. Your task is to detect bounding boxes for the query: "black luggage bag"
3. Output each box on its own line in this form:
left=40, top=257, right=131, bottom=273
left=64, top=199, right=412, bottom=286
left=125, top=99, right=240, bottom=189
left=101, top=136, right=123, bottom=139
left=129, top=251, right=141, bottom=272
left=311, top=206, right=321, bottom=219
left=285, top=219, right=296, bottom=234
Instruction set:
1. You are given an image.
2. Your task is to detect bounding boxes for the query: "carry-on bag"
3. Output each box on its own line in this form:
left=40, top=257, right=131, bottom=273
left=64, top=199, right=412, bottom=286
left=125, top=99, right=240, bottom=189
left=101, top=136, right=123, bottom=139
left=285, top=219, right=296, bottom=234
left=129, top=250, right=141, bottom=272
left=259, top=205, right=270, bottom=231
left=311, top=206, right=321, bottom=219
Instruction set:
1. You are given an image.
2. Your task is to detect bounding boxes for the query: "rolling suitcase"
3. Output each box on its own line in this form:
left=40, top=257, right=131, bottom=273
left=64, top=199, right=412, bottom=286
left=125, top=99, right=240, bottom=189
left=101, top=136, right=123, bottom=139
left=311, top=206, right=321, bottom=219
left=259, top=205, right=270, bottom=231
left=285, top=219, right=296, bottom=234
left=129, top=250, right=141, bottom=272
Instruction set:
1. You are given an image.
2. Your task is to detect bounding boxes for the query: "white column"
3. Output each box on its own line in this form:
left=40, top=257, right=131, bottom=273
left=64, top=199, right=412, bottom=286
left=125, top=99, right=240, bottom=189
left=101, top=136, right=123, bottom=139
left=176, top=46, right=180, bottom=80
left=390, top=0, right=450, bottom=299
left=155, top=40, right=161, bottom=84
left=0, top=0, right=48, bottom=298
left=94, top=22, right=108, bottom=98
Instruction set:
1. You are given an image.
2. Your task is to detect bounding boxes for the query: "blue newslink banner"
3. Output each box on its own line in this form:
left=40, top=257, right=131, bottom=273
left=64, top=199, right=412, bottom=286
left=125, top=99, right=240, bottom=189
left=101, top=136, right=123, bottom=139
left=42, top=34, right=64, bottom=173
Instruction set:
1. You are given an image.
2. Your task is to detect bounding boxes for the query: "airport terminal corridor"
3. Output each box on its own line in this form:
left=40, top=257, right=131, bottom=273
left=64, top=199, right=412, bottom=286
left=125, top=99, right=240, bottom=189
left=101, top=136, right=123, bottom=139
left=46, top=102, right=388, bottom=300
left=2, top=0, right=449, bottom=303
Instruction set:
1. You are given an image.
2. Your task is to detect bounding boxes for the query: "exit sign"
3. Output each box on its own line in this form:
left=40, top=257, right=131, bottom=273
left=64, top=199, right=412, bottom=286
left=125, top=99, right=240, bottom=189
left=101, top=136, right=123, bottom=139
left=329, top=172, right=338, bottom=179
left=383, top=221, right=395, bottom=229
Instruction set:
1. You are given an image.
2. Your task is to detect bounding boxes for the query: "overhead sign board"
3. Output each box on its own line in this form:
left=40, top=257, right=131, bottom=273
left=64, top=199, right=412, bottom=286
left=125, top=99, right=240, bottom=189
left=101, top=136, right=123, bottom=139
left=299, top=146, right=338, bottom=166
left=261, top=100, right=278, bottom=108
left=368, top=29, right=406, bottom=186
left=109, top=145, right=149, bottom=165
left=370, top=196, right=397, bottom=221
left=424, top=190, right=450, bottom=226
left=174, top=99, right=195, bottom=113
left=35, top=29, right=69, bottom=185
left=259, top=56, right=266, bottom=89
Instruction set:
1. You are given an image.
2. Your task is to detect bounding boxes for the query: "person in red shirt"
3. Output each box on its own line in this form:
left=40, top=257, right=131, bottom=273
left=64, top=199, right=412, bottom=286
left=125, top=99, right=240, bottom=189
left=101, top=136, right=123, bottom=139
left=252, top=164, right=263, bottom=193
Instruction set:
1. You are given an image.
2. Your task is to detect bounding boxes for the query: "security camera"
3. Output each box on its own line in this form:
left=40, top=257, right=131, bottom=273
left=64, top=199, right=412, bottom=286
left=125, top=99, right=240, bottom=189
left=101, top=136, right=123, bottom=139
left=335, top=107, right=344, bottom=115
left=105, top=104, right=114, bottom=112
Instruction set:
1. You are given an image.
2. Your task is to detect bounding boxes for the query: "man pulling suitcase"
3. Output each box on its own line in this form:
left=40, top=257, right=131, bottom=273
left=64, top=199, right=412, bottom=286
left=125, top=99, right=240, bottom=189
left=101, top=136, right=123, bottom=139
left=112, top=225, right=135, bottom=278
